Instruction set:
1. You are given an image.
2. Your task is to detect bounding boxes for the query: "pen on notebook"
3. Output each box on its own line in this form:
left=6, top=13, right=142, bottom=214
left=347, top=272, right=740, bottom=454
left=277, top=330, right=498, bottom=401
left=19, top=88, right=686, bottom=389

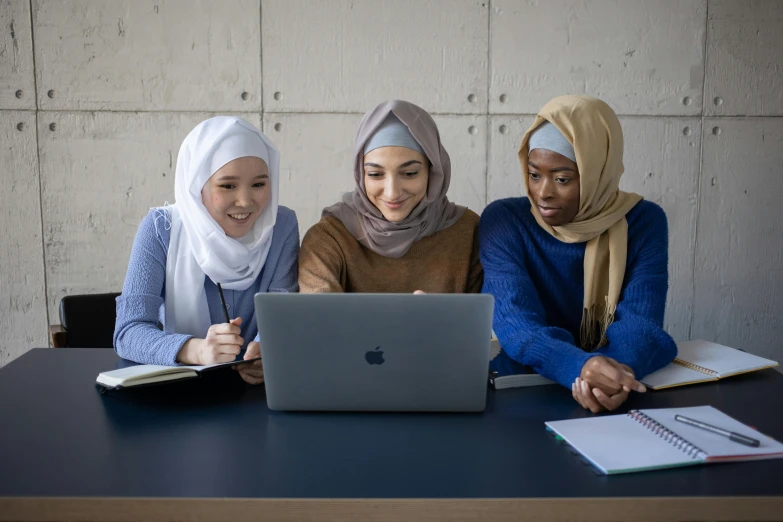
left=674, top=414, right=760, bottom=447
left=216, top=283, right=231, bottom=324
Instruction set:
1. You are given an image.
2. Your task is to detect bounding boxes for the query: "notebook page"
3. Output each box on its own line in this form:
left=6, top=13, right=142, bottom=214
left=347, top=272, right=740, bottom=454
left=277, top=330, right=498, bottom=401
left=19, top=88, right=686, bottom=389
left=545, top=414, right=701, bottom=474
left=677, top=340, right=779, bottom=377
left=640, top=363, right=717, bottom=389
left=642, top=406, right=783, bottom=459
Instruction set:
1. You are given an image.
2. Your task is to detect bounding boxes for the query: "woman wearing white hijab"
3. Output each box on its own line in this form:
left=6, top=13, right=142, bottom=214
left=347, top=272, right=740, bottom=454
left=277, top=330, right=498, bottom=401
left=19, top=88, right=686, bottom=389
left=114, top=117, right=299, bottom=384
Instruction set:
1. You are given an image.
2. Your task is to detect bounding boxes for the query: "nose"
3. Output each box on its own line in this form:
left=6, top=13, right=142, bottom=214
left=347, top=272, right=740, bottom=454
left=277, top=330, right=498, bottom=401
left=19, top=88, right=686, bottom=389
left=536, top=176, right=555, bottom=202
left=235, top=187, right=252, bottom=208
left=383, top=175, right=402, bottom=201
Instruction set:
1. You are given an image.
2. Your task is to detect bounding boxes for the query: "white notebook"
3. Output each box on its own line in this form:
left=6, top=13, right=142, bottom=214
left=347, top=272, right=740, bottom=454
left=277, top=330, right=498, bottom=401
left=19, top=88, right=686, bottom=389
left=641, top=340, right=779, bottom=390
left=96, top=357, right=260, bottom=389
left=546, top=405, right=783, bottom=475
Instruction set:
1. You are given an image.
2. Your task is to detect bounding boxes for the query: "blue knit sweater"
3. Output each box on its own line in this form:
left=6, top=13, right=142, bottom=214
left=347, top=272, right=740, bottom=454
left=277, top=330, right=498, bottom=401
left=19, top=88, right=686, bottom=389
left=113, top=206, right=299, bottom=366
left=480, top=198, right=677, bottom=388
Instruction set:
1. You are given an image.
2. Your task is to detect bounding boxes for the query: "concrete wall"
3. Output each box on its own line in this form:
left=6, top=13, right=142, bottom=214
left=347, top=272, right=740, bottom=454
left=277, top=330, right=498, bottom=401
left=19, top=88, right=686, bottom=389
left=1, top=0, right=781, bottom=365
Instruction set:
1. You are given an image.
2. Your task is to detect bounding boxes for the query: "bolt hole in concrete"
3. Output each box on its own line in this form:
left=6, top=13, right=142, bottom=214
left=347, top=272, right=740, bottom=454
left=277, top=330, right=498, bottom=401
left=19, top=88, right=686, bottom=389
left=16, top=122, right=24, bottom=131
left=274, top=123, right=282, bottom=132
left=49, top=123, right=56, bottom=131
left=712, top=126, right=721, bottom=136
left=499, top=125, right=508, bottom=134
left=682, top=126, right=691, bottom=136
left=467, top=94, right=477, bottom=103
left=714, top=97, right=723, bottom=106
left=15, top=90, right=23, bottom=99
left=273, top=91, right=282, bottom=101
left=682, top=96, right=691, bottom=106
left=468, top=125, right=477, bottom=135
left=499, top=94, right=508, bottom=103
left=47, top=89, right=54, bottom=98
left=241, top=91, right=249, bottom=100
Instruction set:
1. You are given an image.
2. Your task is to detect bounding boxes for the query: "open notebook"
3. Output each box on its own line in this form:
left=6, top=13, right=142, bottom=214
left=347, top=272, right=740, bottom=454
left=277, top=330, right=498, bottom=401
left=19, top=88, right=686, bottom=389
left=96, top=356, right=260, bottom=390
left=641, top=340, right=779, bottom=390
left=546, top=405, right=783, bottom=475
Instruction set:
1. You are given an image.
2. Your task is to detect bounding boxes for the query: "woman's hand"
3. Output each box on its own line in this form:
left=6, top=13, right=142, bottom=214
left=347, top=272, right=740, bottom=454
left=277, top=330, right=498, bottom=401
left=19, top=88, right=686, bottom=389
left=177, top=317, right=244, bottom=365
left=572, top=376, right=629, bottom=413
left=234, top=341, right=264, bottom=385
left=580, top=356, right=646, bottom=396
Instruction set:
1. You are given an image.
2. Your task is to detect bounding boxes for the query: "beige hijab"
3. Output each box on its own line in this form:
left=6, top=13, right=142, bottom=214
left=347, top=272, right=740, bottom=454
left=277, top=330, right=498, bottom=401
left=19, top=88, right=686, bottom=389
left=323, top=99, right=465, bottom=258
left=518, top=95, right=643, bottom=351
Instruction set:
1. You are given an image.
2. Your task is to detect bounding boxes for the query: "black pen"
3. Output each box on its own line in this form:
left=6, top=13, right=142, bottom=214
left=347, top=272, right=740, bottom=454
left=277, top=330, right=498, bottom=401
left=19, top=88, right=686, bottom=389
left=674, top=414, right=760, bottom=447
left=216, top=283, right=231, bottom=324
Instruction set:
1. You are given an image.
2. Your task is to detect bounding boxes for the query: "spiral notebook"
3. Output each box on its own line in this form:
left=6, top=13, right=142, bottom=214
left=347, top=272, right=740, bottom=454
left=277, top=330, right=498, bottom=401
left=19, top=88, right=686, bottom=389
left=545, top=406, right=783, bottom=475
left=641, top=340, right=779, bottom=390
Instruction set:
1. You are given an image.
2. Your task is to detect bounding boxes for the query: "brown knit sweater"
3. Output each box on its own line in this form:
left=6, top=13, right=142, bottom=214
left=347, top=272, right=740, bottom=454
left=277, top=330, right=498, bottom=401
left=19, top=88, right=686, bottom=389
left=299, top=210, right=483, bottom=293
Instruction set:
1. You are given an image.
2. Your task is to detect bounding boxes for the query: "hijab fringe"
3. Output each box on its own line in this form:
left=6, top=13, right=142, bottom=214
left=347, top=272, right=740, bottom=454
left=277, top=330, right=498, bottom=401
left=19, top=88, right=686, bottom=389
left=579, top=296, right=615, bottom=352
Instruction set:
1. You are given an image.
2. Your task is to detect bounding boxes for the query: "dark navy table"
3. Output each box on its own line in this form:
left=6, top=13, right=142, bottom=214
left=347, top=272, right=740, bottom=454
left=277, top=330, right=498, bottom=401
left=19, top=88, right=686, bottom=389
left=1, top=348, right=782, bottom=521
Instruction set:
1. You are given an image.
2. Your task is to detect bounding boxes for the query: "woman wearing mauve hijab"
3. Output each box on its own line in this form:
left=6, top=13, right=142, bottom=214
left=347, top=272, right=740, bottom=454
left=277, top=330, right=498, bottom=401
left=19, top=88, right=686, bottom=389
left=480, top=95, right=677, bottom=413
left=113, top=117, right=300, bottom=384
left=298, top=99, right=483, bottom=294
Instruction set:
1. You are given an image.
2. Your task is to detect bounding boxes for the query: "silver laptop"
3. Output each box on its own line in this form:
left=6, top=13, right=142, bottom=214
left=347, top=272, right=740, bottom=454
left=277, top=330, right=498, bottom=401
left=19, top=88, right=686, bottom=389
left=254, top=293, right=494, bottom=412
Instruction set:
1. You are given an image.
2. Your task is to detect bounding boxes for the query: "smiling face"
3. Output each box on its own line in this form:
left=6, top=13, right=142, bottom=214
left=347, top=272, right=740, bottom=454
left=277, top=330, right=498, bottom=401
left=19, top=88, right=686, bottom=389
left=201, top=156, right=270, bottom=238
left=527, top=148, right=581, bottom=227
left=363, top=146, right=430, bottom=223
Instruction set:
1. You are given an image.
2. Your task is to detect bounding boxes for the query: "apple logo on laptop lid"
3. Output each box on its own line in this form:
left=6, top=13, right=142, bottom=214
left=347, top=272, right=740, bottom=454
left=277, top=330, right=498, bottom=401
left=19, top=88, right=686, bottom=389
left=365, top=346, right=385, bottom=365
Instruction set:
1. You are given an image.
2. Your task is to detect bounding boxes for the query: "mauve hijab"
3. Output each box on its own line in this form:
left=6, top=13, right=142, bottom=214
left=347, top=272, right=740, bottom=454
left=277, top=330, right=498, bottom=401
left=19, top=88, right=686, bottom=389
left=323, top=100, right=465, bottom=258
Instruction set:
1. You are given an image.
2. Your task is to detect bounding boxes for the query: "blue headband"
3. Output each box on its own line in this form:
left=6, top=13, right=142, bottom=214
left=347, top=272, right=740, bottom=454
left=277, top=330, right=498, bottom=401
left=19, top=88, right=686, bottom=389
left=363, top=114, right=425, bottom=156
left=528, top=121, right=576, bottom=163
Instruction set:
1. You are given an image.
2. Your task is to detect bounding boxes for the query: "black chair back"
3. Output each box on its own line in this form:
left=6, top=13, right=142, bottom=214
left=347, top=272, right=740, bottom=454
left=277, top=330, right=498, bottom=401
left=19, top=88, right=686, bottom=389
left=59, top=293, right=121, bottom=348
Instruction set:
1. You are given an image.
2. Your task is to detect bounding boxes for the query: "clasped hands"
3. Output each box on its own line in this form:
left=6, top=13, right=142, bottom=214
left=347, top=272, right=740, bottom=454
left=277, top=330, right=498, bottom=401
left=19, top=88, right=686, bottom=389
left=572, top=356, right=646, bottom=413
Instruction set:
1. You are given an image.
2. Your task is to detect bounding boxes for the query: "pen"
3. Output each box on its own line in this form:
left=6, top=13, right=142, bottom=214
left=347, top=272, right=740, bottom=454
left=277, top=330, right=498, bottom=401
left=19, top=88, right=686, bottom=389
left=674, top=414, right=760, bottom=447
left=216, top=283, right=231, bottom=324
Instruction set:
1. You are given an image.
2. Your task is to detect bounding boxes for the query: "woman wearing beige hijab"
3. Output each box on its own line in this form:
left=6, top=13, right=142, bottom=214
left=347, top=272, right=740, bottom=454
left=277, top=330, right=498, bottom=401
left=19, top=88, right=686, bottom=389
left=299, top=99, right=483, bottom=293
left=481, top=95, right=677, bottom=413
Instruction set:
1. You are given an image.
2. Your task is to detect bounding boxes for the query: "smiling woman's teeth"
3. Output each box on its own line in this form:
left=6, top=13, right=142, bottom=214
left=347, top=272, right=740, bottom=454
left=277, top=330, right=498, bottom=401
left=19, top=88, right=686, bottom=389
left=230, top=213, right=249, bottom=220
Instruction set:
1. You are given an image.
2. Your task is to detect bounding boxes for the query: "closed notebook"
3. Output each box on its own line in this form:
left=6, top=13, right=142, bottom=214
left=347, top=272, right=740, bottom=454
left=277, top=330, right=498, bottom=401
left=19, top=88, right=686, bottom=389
left=545, top=405, right=783, bottom=475
left=487, top=338, right=555, bottom=389
left=641, top=340, right=779, bottom=390
left=96, top=357, right=260, bottom=390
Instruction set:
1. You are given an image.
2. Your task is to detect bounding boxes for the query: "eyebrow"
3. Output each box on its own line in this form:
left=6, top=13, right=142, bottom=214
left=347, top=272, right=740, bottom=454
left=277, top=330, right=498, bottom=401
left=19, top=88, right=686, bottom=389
left=364, top=160, right=423, bottom=169
left=215, top=174, right=269, bottom=181
left=528, top=161, right=576, bottom=174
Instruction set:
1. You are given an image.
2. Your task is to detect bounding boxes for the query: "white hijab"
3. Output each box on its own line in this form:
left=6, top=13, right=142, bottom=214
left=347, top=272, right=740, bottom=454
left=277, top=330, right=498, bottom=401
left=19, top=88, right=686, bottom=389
left=163, top=117, right=280, bottom=338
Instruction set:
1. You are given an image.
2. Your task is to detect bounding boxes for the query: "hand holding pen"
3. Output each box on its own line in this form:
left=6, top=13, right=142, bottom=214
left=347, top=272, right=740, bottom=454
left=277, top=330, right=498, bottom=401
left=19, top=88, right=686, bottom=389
left=176, top=283, right=243, bottom=365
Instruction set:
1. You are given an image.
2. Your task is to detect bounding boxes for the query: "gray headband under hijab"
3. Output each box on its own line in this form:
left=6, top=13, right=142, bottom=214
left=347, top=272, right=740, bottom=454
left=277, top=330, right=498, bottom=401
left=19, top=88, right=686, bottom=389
left=528, top=121, right=576, bottom=163
left=363, top=113, right=425, bottom=156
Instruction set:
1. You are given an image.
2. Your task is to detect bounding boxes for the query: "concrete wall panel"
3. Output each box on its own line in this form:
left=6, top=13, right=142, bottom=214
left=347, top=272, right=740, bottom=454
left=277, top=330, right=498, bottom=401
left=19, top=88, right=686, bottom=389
left=32, top=0, right=261, bottom=111
left=692, top=118, right=783, bottom=360
left=490, top=0, right=706, bottom=116
left=262, top=0, right=489, bottom=114
left=705, top=0, right=783, bottom=116
left=1, top=0, right=35, bottom=110
left=0, top=111, right=47, bottom=365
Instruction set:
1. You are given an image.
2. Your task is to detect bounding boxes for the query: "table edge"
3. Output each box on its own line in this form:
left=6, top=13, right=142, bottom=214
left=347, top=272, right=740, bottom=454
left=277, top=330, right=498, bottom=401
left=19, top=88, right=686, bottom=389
left=2, top=496, right=783, bottom=522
